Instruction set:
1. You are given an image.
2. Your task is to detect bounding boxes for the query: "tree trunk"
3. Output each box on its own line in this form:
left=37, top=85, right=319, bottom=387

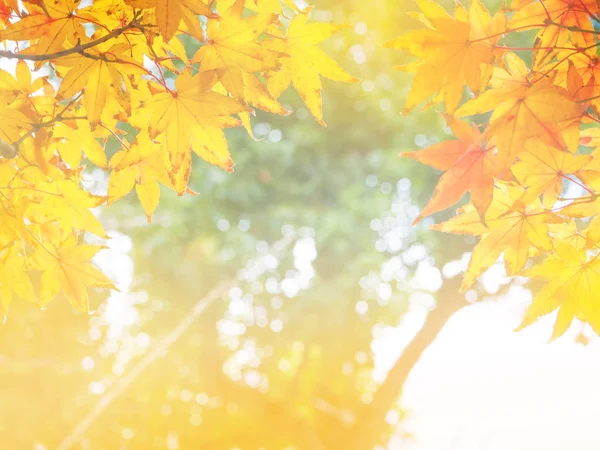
left=347, top=276, right=465, bottom=450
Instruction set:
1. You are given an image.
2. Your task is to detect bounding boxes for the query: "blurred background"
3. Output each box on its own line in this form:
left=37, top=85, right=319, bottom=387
left=4, top=0, right=600, bottom=449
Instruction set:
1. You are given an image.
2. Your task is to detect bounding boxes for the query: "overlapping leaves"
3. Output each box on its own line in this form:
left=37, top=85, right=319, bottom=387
left=393, top=0, right=600, bottom=338
left=0, top=0, right=356, bottom=312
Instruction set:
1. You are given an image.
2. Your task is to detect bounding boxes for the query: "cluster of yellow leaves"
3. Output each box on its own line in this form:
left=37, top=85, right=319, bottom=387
left=0, top=0, right=357, bottom=312
left=392, top=0, right=600, bottom=339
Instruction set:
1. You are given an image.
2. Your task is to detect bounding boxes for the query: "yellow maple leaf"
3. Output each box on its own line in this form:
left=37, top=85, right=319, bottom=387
left=517, top=241, right=600, bottom=340
left=0, top=0, right=358, bottom=314
left=384, top=0, right=504, bottom=113
left=29, top=234, right=116, bottom=312
left=263, top=7, right=359, bottom=126
left=509, top=140, right=592, bottom=210
left=191, top=0, right=288, bottom=116
left=433, top=183, right=562, bottom=292
left=52, top=121, right=108, bottom=169
left=0, top=94, right=31, bottom=145
left=56, top=43, right=143, bottom=127
left=456, top=53, right=580, bottom=167
left=193, top=0, right=281, bottom=73
left=547, top=219, right=587, bottom=251
left=26, top=179, right=108, bottom=238
left=0, top=61, right=45, bottom=102
left=108, top=131, right=172, bottom=221
left=126, top=0, right=218, bottom=42
left=216, top=68, right=288, bottom=114
left=0, top=245, right=35, bottom=310
left=148, top=70, right=249, bottom=194
left=0, top=0, right=86, bottom=55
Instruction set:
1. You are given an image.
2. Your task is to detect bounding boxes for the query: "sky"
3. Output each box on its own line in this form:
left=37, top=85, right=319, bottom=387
left=382, top=286, right=600, bottom=450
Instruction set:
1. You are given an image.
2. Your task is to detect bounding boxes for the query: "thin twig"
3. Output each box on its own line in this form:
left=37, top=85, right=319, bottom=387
left=0, top=20, right=141, bottom=62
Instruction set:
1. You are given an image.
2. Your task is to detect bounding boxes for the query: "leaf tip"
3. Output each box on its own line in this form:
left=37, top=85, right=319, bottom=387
left=513, top=317, right=530, bottom=333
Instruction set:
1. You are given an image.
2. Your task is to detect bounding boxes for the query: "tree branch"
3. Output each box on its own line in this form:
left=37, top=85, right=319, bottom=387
left=0, top=20, right=141, bottom=62
left=347, top=276, right=466, bottom=450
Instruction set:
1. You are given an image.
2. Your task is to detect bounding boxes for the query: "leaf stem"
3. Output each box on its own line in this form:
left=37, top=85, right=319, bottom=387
left=562, top=174, right=595, bottom=195
left=99, top=124, right=131, bottom=151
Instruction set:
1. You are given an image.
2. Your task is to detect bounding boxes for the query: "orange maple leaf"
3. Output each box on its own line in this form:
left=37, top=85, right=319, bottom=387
left=509, top=0, right=598, bottom=48
left=403, top=115, right=501, bottom=224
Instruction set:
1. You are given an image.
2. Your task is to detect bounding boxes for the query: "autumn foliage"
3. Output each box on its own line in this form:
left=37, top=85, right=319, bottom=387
left=391, top=0, right=600, bottom=338
left=0, top=0, right=357, bottom=313
left=5, top=0, right=598, bottom=343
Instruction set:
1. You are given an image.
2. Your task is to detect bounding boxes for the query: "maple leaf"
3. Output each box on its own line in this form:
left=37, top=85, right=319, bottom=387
left=403, top=114, right=501, bottom=223
left=26, top=179, right=108, bottom=238
left=148, top=71, right=249, bottom=194
left=562, top=47, right=600, bottom=97
left=509, top=140, right=591, bottom=210
left=384, top=0, right=504, bottom=113
left=191, top=1, right=287, bottom=115
left=52, top=121, right=108, bottom=169
left=108, top=131, right=172, bottom=221
left=0, top=61, right=45, bottom=101
left=456, top=53, right=580, bottom=167
left=509, top=0, right=597, bottom=48
left=0, top=1, right=16, bottom=26
left=0, top=95, right=31, bottom=144
left=121, top=30, right=190, bottom=74
left=30, top=235, right=116, bottom=311
left=562, top=61, right=595, bottom=132
left=433, top=183, right=562, bottom=292
left=0, top=0, right=357, bottom=314
left=192, top=1, right=281, bottom=73
left=217, top=68, right=288, bottom=115
left=0, top=245, right=35, bottom=310
left=126, top=0, right=218, bottom=42
left=535, top=43, right=600, bottom=84
left=548, top=219, right=587, bottom=250
left=56, top=43, right=143, bottom=128
left=516, top=241, right=600, bottom=340
left=262, top=7, right=359, bottom=126
left=0, top=0, right=86, bottom=55
left=575, top=134, right=600, bottom=189
left=391, top=0, right=600, bottom=338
